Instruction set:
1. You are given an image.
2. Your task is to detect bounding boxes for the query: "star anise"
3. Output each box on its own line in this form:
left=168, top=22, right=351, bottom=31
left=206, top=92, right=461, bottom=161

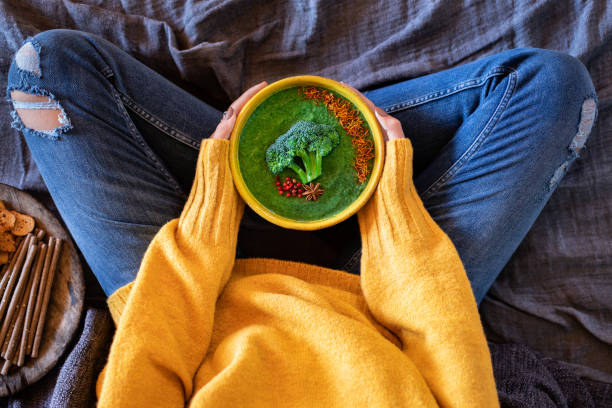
left=303, top=182, right=324, bottom=201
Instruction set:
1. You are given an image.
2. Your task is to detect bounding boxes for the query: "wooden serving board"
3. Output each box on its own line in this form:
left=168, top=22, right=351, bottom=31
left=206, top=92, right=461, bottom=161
left=0, top=184, right=84, bottom=396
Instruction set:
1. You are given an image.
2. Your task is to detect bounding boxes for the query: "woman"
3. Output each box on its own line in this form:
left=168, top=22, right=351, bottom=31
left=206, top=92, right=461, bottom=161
left=6, top=29, right=596, bottom=407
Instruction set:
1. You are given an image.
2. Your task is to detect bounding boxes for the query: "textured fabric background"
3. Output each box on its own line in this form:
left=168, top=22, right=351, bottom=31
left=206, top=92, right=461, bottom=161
left=0, top=0, right=611, bottom=405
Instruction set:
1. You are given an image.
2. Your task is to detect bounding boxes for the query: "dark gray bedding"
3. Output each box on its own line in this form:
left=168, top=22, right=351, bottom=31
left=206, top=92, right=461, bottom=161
left=0, top=0, right=611, bottom=404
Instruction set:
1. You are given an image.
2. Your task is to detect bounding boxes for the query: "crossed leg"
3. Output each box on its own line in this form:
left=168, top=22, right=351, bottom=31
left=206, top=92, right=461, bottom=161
left=7, top=31, right=597, bottom=306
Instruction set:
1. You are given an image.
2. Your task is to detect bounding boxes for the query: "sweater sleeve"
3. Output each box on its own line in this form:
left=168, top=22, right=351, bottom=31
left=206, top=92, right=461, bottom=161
left=97, top=139, right=244, bottom=407
left=357, top=139, right=499, bottom=408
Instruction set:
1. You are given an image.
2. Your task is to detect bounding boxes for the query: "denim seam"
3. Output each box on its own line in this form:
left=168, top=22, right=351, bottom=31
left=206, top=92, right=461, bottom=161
left=383, top=66, right=512, bottom=113
left=109, top=85, right=188, bottom=199
left=420, top=68, right=518, bottom=200
left=100, top=66, right=114, bottom=79
left=118, top=93, right=201, bottom=151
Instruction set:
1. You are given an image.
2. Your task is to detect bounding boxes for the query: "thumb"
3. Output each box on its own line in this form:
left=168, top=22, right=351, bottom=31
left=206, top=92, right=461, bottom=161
left=375, top=107, right=405, bottom=141
left=210, top=107, right=236, bottom=140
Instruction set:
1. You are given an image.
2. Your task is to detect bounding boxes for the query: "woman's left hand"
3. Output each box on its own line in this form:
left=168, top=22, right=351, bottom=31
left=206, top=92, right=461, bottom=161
left=210, top=81, right=268, bottom=140
left=340, top=82, right=405, bottom=143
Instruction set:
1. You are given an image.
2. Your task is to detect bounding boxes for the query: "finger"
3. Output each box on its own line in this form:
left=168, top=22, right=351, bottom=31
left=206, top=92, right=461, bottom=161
left=340, top=82, right=389, bottom=140
left=341, top=82, right=404, bottom=142
left=229, top=81, right=268, bottom=115
left=210, top=107, right=236, bottom=140
left=210, top=81, right=268, bottom=140
left=375, top=107, right=405, bottom=141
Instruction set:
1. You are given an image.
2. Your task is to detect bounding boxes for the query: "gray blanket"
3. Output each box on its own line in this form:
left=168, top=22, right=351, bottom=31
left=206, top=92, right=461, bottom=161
left=1, top=0, right=611, bottom=405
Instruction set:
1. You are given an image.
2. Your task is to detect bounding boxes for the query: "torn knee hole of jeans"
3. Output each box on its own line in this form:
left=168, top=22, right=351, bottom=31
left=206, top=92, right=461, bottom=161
left=15, top=40, right=42, bottom=77
left=8, top=89, right=72, bottom=140
left=548, top=97, right=597, bottom=190
left=549, top=161, right=569, bottom=190
left=570, top=97, right=597, bottom=154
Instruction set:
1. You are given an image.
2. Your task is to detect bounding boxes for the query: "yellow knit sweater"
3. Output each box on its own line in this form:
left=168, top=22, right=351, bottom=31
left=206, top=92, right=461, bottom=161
left=96, top=138, right=499, bottom=407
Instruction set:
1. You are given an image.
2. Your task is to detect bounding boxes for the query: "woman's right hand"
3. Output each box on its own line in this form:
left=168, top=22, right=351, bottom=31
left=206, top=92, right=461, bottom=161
left=210, top=81, right=268, bottom=140
left=340, top=82, right=405, bottom=142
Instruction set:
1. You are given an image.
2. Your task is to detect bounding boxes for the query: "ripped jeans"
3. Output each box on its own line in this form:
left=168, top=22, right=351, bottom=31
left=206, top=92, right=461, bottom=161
left=6, top=29, right=597, bottom=304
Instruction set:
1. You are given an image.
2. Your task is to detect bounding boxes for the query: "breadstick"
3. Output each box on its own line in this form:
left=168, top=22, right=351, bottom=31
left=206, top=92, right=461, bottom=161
left=0, top=262, right=30, bottom=362
left=1, top=359, right=11, bottom=375
left=31, top=238, right=62, bottom=358
left=5, top=269, right=33, bottom=365
left=0, top=236, right=36, bottom=345
left=0, top=238, right=21, bottom=303
left=0, top=235, right=32, bottom=323
left=1, top=302, right=19, bottom=356
left=19, top=243, right=46, bottom=364
left=27, top=238, right=55, bottom=355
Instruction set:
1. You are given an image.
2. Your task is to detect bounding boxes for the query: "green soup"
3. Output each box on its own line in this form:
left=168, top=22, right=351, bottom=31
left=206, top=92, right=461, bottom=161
left=238, top=87, right=373, bottom=221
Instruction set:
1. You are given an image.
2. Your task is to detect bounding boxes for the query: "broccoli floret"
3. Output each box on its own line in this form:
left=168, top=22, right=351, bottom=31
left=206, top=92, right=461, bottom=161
left=265, top=121, right=340, bottom=184
left=265, top=141, right=309, bottom=183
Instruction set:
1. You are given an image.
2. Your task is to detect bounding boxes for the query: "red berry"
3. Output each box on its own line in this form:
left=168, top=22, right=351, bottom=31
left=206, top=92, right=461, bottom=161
left=296, top=183, right=301, bottom=187
left=292, top=192, right=296, bottom=196
left=298, top=189, right=303, bottom=193
left=278, top=190, right=283, bottom=195
left=276, top=181, right=280, bottom=186
left=292, top=189, right=297, bottom=194
left=286, top=193, right=291, bottom=197
left=298, top=194, right=302, bottom=198
left=286, top=177, right=290, bottom=181
left=292, top=178, right=297, bottom=183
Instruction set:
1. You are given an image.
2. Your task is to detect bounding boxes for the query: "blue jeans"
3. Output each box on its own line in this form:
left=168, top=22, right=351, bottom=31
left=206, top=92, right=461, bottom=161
left=6, top=29, right=597, bottom=305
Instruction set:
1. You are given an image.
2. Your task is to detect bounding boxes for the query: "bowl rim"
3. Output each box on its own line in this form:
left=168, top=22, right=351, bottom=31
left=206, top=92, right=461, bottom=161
left=229, top=75, right=385, bottom=230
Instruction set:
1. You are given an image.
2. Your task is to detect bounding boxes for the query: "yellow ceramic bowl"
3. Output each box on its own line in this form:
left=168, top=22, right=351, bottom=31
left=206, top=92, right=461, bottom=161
left=229, top=75, right=384, bottom=230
